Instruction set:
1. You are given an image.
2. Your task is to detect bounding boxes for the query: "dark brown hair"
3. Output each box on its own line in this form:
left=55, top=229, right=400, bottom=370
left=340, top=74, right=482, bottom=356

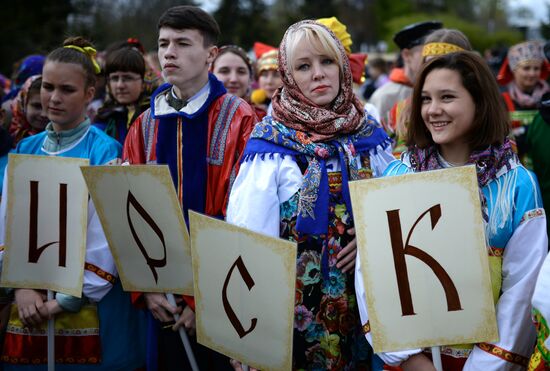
left=46, top=36, right=97, bottom=88
left=408, top=51, right=510, bottom=150
left=157, top=6, right=220, bottom=47
left=105, top=47, right=145, bottom=77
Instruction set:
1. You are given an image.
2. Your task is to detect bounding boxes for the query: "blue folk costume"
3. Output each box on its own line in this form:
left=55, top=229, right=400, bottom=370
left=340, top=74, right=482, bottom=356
left=357, top=140, right=548, bottom=371
left=0, top=119, right=147, bottom=370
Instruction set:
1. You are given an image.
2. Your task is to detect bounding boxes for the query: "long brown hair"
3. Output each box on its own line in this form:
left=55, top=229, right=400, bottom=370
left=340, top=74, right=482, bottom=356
left=407, top=51, right=510, bottom=150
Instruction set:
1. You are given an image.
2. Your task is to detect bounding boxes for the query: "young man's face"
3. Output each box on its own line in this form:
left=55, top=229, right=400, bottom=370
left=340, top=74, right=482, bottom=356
left=157, top=27, right=217, bottom=90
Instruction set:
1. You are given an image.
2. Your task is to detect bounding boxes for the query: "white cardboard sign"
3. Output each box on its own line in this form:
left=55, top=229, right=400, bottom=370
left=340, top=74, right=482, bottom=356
left=350, top=166, right=498, bottom=352
left=1, top=154, right=89, bottom=297
left=189, top=211, right=296, bottom=371
left=81, top=165, right=193, bottom=295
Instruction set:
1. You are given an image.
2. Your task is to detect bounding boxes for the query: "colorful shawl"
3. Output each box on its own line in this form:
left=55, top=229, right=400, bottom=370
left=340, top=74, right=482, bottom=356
left=408, top=139, right=517, bottom=222
left=271, top=20, right=364, bottom=142
left=507, top=80, right=550, bottom=109
left=243, top=115, right=391, bottom=236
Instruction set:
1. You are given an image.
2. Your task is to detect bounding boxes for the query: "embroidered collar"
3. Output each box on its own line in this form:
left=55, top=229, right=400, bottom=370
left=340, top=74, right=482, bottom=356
left=152, top=74, right=223, bottom=118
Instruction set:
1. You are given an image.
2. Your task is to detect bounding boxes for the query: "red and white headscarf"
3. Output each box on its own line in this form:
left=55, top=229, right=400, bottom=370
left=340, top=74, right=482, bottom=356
left=271, top=20, right=364, bottom=142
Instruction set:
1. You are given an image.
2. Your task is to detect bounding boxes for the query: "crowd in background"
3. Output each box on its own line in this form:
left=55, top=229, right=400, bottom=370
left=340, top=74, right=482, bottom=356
left=0, top=4, right=548, bottom=371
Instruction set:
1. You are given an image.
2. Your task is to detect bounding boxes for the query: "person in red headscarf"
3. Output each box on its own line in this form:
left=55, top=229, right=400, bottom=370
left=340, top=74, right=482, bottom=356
left=497, top=40, right=550, bottom=168
left=8, top=75, right=48, bottom=146
left=227, top=20, right=394, bottom=370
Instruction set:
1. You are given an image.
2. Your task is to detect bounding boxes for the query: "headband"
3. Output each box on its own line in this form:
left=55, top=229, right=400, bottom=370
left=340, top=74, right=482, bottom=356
left=422, top=42, right=465, bottom=57
left=63, top=45, right=101, bottom=74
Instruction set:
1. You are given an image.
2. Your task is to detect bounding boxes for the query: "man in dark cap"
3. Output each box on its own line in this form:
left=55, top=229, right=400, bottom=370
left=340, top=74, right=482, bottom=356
left=369, top=21, right=442, bottom=123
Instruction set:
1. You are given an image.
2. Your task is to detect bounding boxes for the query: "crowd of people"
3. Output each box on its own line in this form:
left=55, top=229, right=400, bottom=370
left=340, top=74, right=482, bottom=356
left=0, top=4, right=548, bottom=371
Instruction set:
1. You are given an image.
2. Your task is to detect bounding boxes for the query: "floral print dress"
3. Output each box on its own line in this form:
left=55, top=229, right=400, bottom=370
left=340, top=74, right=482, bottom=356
left=281, top=163, right=372, bottom=370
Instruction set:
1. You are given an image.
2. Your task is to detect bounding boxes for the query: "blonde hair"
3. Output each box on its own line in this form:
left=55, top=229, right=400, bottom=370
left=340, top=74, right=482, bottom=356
left=284, top=22, right=344, bottom=76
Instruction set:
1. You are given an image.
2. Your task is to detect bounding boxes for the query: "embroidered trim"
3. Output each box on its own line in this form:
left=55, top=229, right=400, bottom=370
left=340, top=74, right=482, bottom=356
left=141, top=109, right=156, bottom=163
left=488, top=246, right=504, bottom=257
left=0, top=355, right=100, bottom=364
left=297, top=157, right=320, bottom=220
left=532, top=309, right=550, bottom=364
left=6, top=325, right=99, bottom=337
left=177, top=117, right=183, bottom=207
left=521, top=208, right=545, bottom=224
left=362, top=321, right=370, bottom=334
left=208, top=95, right=240, bottom=166
left=439, top=345, right=472, bottom=359
left=85, top=262, right=116, bottom=284
left=328, top=172, right=342, bottom=188
left=478, top=342, right=529, bottom=367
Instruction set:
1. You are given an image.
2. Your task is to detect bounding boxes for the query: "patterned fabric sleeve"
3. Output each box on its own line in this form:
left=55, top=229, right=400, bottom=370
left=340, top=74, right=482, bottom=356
left=226, top=153, right=301, bottom=237
left=530, top=252, right=550, bottom=370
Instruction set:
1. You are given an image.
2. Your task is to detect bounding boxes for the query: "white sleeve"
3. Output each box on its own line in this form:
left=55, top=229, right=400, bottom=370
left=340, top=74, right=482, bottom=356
left=354, top=249, right=422, bottom=366
left=464, top=214, right=547, bottom=371
left=364, top=103, right=381, bottom=124
left=83, top=199, right=118, bottom=302
left=227, top=154, right=301, bottom=238
left=369, top=144, right=396, bottom=178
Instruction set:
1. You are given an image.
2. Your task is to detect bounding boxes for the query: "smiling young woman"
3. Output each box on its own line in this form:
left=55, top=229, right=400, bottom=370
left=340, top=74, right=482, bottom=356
left=211, top=45, right=252, bottom=100
left=369, top=51, right=548, bottom=371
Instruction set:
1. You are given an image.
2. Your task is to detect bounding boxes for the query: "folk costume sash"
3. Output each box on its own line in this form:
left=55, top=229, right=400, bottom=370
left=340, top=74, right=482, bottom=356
left=2, top=304, right=100, bottom=364
left=153, top=74, right=226, bottom=226
left=271, top=20, right=364, bottom=143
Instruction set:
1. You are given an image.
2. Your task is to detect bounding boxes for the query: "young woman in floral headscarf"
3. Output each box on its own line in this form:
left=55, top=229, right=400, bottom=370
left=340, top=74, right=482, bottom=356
left=498, top=40, right=550, bottom=168
left=8, top=75, right=48, bottom=146
left=227, top=20, right=394, bottom=369
left=359, top=51, right=547, bottom=371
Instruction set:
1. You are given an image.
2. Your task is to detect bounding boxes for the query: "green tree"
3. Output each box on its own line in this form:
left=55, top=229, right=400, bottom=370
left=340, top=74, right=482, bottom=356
left=384, top=12, right=522, bottom=52
left=68, top=0, right=197, bottom=52
left=214, top=0, right=276, bottom=48
left=540, top=3, right=550, bottom=39
left=0, top=0, right=73, bottom=76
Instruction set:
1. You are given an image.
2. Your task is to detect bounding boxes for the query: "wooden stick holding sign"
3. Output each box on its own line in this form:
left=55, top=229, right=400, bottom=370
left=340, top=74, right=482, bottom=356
left=431, top=346, right=443, bottom=371
left=1, top=154, right=89, bottom=369
left=166, top=292, right=199, bottom=371
left=80, top=165, right=197, bottom=368
left=349, top=166, right=498, bottom=357
left=189, top=211, right=296, bottom=371
left=48, top=290, right=55, bottom=371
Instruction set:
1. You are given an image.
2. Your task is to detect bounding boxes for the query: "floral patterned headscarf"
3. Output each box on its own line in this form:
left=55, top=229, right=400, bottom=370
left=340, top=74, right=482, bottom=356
left=9, top=74, right=43, bottom=146
left=271, top=20, right=364, bottom=142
